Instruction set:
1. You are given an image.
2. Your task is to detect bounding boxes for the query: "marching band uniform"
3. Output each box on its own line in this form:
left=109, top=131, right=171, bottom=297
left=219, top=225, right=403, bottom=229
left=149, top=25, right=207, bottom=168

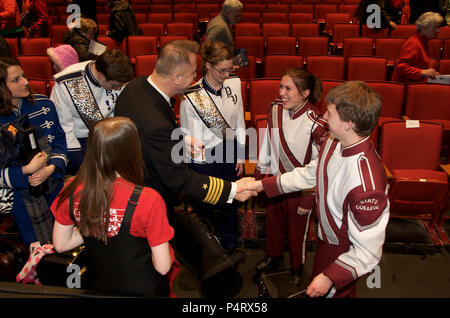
left=255, top=100, right=328, bottom=272
left=0, top=94, right=68, bottom=245
left=50, top=61, right=123, bottom=173
left=261, top=136, right=390, bottom=297
left=180, top=76, right=245, bottom=249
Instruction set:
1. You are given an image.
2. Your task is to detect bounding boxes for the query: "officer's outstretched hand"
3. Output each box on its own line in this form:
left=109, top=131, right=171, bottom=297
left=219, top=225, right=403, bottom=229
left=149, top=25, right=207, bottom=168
left=235, top=177, right=258, bottom=202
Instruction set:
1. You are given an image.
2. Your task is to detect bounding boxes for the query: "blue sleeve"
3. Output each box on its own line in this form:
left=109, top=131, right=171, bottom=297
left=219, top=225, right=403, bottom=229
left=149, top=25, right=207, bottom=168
left=45, top=100, right=68, bottom=179
left=0, top=166, right=28, bottom=189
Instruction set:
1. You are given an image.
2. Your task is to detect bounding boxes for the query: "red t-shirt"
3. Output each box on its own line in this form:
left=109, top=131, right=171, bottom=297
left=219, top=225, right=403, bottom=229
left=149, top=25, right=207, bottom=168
left=51, top=177, right=174, bottom=247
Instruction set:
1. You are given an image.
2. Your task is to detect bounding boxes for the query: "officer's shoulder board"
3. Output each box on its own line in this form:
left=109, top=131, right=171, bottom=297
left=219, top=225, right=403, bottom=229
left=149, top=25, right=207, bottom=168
left=183, top=83, right=203, bottom=97
left=54, top=70, right=85, bottom=84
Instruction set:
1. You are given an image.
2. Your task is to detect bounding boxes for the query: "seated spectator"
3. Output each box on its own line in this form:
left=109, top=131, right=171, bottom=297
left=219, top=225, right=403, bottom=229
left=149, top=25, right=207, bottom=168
left=63, top=17, right=98, bottom=62
left=50, top=49, right=133, bottom=175
left=106, top=0, right=142, bottom=43
left=52, top=116, right=174, bottom=297
left=0, top=0, right=20, bottom=31
left=21, top=0, right=49, bottom=38
left=354, top=0, right=403, bottom=29
left=392, top=11, right=444, bottom=83
left=47, top=44, right=80, bottom=73
left=0, top=57, right=68, bottom=246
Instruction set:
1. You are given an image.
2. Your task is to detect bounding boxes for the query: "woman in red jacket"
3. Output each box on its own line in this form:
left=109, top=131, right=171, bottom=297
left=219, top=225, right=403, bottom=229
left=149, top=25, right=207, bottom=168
left=21, top=0, right=48, bottom=37
left=392, top=11, right=443, bottom=83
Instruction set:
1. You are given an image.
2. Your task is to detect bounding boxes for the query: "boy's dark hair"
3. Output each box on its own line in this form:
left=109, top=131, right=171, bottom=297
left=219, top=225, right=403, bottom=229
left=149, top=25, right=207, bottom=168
left=326, top=81, right=382, bottom=137
left=95, top=49, right=133, bottom=83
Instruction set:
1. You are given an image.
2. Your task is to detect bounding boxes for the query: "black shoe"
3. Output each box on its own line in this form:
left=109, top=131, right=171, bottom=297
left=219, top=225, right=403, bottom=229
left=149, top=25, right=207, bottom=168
left=255, top=255, right=283, bottom=273
left=292, top=265, right=304, bottom=286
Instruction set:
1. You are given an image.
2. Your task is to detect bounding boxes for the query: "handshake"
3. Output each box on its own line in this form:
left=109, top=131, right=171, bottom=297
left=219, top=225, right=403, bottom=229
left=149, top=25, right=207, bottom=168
left=234, top=177, right=264, bottom=202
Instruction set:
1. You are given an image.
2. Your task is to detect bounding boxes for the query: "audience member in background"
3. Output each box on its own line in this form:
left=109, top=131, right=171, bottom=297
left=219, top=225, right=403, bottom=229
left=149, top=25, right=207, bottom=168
left=52, top=117, right=175, bottom=297
left=0, top=57, right=68, bottom=246
left=253, top=68, right=328, bottom=286
left=0, top=35, right=11, bottom=57
left=0, top=0, right=20, bottom=31
left=106, top=0, right=142, bottom=43
left=180, top=41, right=246, bottom=251
left=50, top=49, right=133, bottom=175
left=47, top=44, right=80, bottom=73
left=206, top=0, right=243, bottom=51
left=392, top=12, right=443, bottom=83
left=410, top=0, right=448, bottom=25
left=71, top=0, right=97, bottom=22
left=21, top=0, right=48, bottom=37
left=63, top=17, right=98, bottom=62
left=354, top=0, right=403, bottom=30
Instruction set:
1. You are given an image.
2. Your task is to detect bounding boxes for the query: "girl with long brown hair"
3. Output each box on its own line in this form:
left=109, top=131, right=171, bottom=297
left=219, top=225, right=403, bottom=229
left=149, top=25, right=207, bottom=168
left=51, top=116, right=174, bottom=297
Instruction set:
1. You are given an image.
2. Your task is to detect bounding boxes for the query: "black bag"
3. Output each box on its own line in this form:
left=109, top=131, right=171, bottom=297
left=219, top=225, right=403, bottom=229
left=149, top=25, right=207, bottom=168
left=258, top=271, right=307, bottom=298
left=35, top=245, right=88, bottom=287
left=0, top=237, right=29, bottom=282
left=173, top=211, right=245, bottom=281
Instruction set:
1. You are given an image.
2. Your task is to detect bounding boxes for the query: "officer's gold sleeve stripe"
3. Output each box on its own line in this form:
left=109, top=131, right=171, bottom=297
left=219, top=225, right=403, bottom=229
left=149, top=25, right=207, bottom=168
left=203, top=176, right=215, bottom=204
left=211, top=178, right=224, bottom=205
left=210, top=177, right=221, bottom=205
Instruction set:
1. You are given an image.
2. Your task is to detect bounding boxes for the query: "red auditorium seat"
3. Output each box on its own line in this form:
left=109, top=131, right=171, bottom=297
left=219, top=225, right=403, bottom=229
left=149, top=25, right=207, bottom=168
left=291, top=23, right=320, bottom=38
left=134, top=13, right=148, bottom=24
left=361, top=25, right=390, bottom=39
left=298, top=36, right=329, bottom=56
left=266, top=36, right=297, bottom=55
left=235, top=55, right=256, bottom=81
left=343, top=0, right=360, bottom=4
left=314, top=80, right=343, bottom=115
left=29, top=79, right=48, bottom=96
left=138, top=23, right=165, bottom=37
left=98, top=24, right=108, bottom=36
left=403, top=83, right=450, bottom=131
left=347, top=57, right=387, bottom=81
left=235, top=23, right=260, bottom=36
left=338, top=4, right=358, bottom=22
left=375, top=38, right=407, bottom=65
left=147, top=13, right=173, bottom=24
left=332, top=23, right=360, bottom=51
left=289, top=13, right=314, bottom=24
left=239, top=12, right=261, bottom=23
left=96, top=36, right=126, bottom=53
left=262, top=23, right=290, bottom=37
left=437, top=26, right=450, bottom=39
left=366, top=81, right=405, bottom=124
left=173, top=3, right=195, bottom=13
left=427, top=39, right=442, bottom=60
left=166, top=23, right=194, bottom=40
left=264, top=55, right=304, bottom=78
left=127, top=36, right=158, bottom=64
left=343, top=37, right=374, bottom=57
left=390, top=24, right=418, bottom=38
left=149, top=4, right=172, bottom=13
left=267, top=4, right=289, bottom=13
left=159, top=35, right=189, bottom=48
left=248, top=79, right=280, bottom=126
left=135, top=54, right=158, bottom=77
left=243, top=3, right=266, bottom=13
left=306, top=55, right=345, bottom=80
left=234, top=36, right=265, bottom=60
left=50, top=25, right=68, bottom=46
left=20, top=38, right=51, bottom=56
left=379, top=120, right=448, bottom=244
left=5, top=38, right=19, bottom=56
left=314, top=4, right=338, bottom=23
left=324, top=13, right=352, bottom=35
left=443, top=39, right=450, bottom=59
left=439, top=59, right=450, bottom=74
left=17, top=56, right=53, bottom=80
left=197, top=4, right=220, bottom=23
left=131, top=4, right=149, bottom=13
left=262, top=13, right=288, bottom=24
left=290, top=4, right=314, bottom=13
left=97, top=13, right=110, bottom=26
left=173, top=12, right=199, bottom=31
